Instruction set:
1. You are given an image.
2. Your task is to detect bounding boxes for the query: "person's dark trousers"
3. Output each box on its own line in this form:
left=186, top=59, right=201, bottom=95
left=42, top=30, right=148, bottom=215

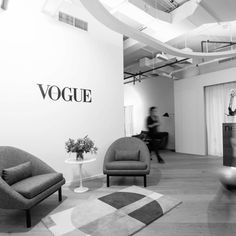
left=152, top=132, right=168, bottom=149
left=149, top=139, right=165, bottom=163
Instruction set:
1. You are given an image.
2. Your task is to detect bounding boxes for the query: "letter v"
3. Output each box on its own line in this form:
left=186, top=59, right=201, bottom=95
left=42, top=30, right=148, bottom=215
left=37, top=84, right=50, bottom=99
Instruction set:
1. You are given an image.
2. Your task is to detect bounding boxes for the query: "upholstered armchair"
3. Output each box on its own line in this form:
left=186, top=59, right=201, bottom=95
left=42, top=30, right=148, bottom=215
left=0, top=146, right=65, bottom=227
left=103, top=137, right=150, bottom=187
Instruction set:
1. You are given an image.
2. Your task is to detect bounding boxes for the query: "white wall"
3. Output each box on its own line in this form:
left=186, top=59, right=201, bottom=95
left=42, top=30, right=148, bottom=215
left=174, top=67, right=236, bottom=155
left=0, top=0, right=124, bottom=183
left=124, top=76, right=175, bottom=149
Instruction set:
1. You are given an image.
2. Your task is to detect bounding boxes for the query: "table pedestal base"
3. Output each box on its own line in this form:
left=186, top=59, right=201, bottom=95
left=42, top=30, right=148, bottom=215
left=74, top=186, right=88, bottom=193
left=65, top=157, right=96, bottom=194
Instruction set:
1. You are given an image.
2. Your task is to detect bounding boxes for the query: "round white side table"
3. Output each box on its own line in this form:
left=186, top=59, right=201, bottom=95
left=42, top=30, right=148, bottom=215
left=65, top=157, right=96, bottom=193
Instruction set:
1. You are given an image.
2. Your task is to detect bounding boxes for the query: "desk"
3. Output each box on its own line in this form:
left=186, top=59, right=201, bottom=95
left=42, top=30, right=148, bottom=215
left=65, top=157, right=96, bottom=193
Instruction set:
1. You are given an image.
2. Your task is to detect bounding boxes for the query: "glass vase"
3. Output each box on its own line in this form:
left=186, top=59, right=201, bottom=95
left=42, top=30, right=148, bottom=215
left=76, top=151, right=84, bottom=160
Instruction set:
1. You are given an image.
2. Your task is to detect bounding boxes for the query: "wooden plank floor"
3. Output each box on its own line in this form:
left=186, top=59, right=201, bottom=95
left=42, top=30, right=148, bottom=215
left=1, top=151, right=236, bottom=235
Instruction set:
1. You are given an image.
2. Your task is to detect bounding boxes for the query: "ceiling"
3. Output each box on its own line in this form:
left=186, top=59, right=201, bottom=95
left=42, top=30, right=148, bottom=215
left=100, top=0, right=236, bottom=81
left=42, top=0, right=236, bottom=82
left=142, top=0, right=189, bottom=13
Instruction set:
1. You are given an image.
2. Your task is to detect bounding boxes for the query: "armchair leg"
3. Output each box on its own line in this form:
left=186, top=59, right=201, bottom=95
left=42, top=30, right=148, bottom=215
left=58, top=187, right=62, bottom=202
left=25, top=209, right=31, bottom=228
left=107, top=175, right=110, bottom=187
left=144, top=175, right=147, bottom=187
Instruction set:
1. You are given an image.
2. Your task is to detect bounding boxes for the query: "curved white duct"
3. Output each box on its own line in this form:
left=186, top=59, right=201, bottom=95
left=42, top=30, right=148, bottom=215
left=80, top=0, right=236, bottom=60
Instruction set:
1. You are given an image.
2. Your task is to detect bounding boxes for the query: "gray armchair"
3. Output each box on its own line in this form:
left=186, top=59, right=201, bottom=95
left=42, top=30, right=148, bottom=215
left=0, top=146, right=65, bottom=227
left=103, top=137, right=150, bottom=187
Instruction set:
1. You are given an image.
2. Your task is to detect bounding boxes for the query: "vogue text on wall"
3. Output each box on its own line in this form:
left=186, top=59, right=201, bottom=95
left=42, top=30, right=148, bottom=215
left=37, top=84, right=92, bottom=103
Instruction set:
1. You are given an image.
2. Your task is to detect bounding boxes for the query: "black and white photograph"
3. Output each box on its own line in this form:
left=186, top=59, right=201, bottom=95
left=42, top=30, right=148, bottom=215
left=0, top=0, right=236, bottom=235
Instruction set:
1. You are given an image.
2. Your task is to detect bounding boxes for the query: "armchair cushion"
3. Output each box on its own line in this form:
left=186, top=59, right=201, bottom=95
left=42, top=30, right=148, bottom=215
left=2, top=161, right=32, bottom=185
left=115, top=150, right=140, bottom=161
left=11, top=173, right=63, bottom=199
left=105, top=161, right=147, bottom=170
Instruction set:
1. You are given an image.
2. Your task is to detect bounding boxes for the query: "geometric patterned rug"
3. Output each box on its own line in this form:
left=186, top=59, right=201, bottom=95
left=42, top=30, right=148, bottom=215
left=42, top=185, right=182, bottom=236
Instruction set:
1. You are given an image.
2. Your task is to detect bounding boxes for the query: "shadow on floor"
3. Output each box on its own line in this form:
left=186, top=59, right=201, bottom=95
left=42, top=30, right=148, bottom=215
left=0, top=194, right=67, bottom=233
left=108, top=168, right=162, bottom=188
left=68, top=176, right=104, bottom=192
left=208, top=187, right=236, bottom=236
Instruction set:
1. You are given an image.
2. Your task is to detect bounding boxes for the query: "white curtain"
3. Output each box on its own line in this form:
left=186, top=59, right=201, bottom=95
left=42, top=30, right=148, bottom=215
left=124, top=105, right=134, bottom=137
left=205, top=84, right=225, bottom=156
left=205, top=82, right=236, bottom=156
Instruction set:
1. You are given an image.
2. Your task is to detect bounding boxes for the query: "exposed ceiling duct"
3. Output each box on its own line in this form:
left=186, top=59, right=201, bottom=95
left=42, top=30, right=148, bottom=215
left=171, top=56, right=236, bottom=79
left=81, top=0, right=236, bottom=60
left=139, top=55, right=183, bottom=74
left=124, top=57, right=189, bottom=84
left=139, top=55, right=169, bottom=68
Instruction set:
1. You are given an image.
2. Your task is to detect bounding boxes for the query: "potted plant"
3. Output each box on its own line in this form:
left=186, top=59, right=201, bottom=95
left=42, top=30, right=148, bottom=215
left=65, top=136, right=98, bottom=160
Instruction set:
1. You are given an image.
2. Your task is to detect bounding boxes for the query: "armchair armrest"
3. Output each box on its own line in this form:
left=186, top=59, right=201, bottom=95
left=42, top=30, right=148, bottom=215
left=103, top=147, right=116, bottom=173
left=104, top=147, right=115, bottom=162
left=139, top=153, right=150, bottom=162
left=0, top=177, right=28, bottom=209
left=139, top=145, right=151, bottom=170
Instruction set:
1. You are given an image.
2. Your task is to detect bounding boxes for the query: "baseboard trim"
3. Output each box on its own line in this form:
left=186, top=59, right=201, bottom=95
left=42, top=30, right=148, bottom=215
left=64, top=173, right=105, bottom=186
